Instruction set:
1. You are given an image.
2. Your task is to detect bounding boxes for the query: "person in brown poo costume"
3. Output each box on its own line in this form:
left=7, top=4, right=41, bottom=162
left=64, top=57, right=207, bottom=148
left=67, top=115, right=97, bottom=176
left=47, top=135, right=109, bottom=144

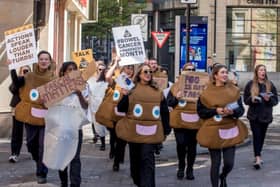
left=197, top=63, right=247, bottom=187
left=11, top=50, right=56, bottom=184
left=116, top=63, right=171, bottom=187
left=167, top=63, right=201, bottom=180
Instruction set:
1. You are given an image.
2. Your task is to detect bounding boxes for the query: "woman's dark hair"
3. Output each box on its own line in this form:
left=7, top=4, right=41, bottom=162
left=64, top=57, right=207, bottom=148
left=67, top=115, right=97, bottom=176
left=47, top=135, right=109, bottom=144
left=59, top=61, right=77, bottom=77
left=37, top=50, right=52, bottom=61
left=134, top=64, right=158, bottom=89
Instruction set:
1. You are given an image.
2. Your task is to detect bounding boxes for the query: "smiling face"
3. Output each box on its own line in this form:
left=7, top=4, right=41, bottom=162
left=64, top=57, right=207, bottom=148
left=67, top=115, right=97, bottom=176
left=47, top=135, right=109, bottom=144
left=38, top=53, right=51, bottom=71
left=122, top=65, right=134, bottom=78
left=149, top=59, right=158, bottom=72
left=214, top=67, right=228, bottom=85
left=139, top=65, right=152, bottom=84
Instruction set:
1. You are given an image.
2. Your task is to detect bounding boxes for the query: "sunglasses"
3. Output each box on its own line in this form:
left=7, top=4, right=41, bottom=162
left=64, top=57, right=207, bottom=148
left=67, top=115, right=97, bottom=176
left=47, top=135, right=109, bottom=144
left=23, top=69, right=29, bottom=74
left=143, top=70, right=153, bottom=75
left=186, top=68, right=195, bottom=71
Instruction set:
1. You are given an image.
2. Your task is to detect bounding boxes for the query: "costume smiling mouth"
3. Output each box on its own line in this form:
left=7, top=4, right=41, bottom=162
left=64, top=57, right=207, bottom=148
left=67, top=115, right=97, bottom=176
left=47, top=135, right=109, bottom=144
left=136, top=124, right=157, bottom=135
left=218, top=126, right=239, bottom=139
left=180, top=113, right=199, bottom=122
left=31, top=107, right=48, bottom=118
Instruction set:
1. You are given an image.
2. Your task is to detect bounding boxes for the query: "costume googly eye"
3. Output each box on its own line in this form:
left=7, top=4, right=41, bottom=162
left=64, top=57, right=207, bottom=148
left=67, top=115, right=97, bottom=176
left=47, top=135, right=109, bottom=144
left=30, top=89, right=39, bottom=101
left=213, top=115, right=222, bottom=122
left=113, top=90, right=120, bottom=101
left=152, top=106, right=160, bottom=119
left=133, top=104, right=143, bottom=117
left=178, top=100, right=187, bottom=107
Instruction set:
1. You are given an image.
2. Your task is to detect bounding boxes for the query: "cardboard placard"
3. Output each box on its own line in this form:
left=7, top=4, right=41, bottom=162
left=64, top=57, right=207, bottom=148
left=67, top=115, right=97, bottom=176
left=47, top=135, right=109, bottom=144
left=37, top=71, right=86, bottom=107
left=81, top=60, right=96, bottom=81
left=5, top=24, right=38, bottom=70
left=112, top=25, right=146, bottom=66
left=153, top=76, right=168, bottom=90
left=72, top=49, right=94, bottom=70
left=178, top=72, right=209, bottom=100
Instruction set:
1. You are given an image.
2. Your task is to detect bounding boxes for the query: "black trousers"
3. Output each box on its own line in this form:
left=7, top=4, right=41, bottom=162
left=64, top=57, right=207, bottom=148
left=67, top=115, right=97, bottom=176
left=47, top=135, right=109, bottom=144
left=108, top=126, right=126, bottom=163
left=11, top=116, right=24, bottom=155
left=25, top=123, right=48, bottom=177
left=174, top=129, right=198, bottom=170
left=59, top=130, right=83, bottom=187
left=129, top=143, right=155, bottom=187
left=209, top=146, right=235, bottom=187
left=249, top=120, right=269, bottom=157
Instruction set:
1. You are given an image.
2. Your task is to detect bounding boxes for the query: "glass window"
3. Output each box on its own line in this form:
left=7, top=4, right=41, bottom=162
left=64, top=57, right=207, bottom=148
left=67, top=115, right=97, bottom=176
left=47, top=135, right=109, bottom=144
left=227, top=33, right=251, bottom=45
left=252, top=21, right=277, bottom=33
left=226, top=46, right=251, bottom=59
left=226, top=7, right=279, bottom=72
left=252, top=8, right=277, bottom=21
left=252, top=33, right=277, bottom=46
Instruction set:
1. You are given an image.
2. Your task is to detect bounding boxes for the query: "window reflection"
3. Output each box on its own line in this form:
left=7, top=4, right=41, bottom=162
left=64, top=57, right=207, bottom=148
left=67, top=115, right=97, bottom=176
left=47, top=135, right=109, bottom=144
left=226, top=7, right=279, bottom=72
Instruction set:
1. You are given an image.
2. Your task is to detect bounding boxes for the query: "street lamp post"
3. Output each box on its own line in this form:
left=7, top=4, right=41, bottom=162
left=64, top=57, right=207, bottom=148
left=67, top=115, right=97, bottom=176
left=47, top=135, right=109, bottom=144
left=185, top=4, right=191, bottom=64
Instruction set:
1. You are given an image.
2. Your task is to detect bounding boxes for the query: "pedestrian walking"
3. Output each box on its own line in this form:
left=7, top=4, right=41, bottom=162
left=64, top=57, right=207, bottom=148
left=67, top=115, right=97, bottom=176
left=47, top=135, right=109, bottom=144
left=44, top=61, right=89, bottom=187
left=96, top=57, right=134, bottom=171
left=197, top=63, right=247, bottom=187
left=116, top=63, right=171, bottom=187
left=8, top=65, right=31, bottom=163
left=243, top=64, right=278, bottom=170
left=9, top=50, right=56, bottom=184
left=167, top=63, right=200, bottom=180
left=88, top=61, right=108, bottom=151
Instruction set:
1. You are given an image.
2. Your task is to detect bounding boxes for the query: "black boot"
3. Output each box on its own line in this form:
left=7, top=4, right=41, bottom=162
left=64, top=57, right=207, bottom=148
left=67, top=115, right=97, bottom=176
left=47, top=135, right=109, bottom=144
left=177, top=167, right=184, bottom=180
left=186, top=167, right=194, bottom=180
left=100, top=137, right=105, bottom=151
left=219, top=174, right=227, bottom=187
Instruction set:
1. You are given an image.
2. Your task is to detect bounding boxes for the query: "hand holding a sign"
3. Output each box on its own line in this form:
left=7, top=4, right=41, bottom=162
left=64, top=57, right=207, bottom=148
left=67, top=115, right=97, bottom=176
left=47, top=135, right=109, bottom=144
left=176, top=91, right=184, bottom=99
left=120, top=88, right=130, bottom=96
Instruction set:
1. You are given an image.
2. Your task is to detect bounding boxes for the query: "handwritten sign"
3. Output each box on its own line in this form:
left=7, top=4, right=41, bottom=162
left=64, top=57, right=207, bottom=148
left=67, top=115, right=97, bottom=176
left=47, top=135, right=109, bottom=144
left=5, top=24, right=37, bottom=70
left=112, top=25, right=146, bottom=66
left=178, top=72, right=209, bottom=100
left=72, top=49, right=94, bottom=70
left=81, top=59, right=96, bottom=81
left=37, top=71, right=86, bottom=107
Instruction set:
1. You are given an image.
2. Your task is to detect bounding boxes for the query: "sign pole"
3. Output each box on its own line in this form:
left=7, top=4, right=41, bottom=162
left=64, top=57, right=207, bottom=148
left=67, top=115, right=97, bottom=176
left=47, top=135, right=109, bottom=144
left=185, top=4, right=191, bottom=64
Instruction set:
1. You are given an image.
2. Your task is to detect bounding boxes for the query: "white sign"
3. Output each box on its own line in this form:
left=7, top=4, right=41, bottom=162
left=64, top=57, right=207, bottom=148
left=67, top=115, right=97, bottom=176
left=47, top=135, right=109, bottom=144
left=131, top=14, right=148, bottom=42
left=112, top=25, right=146, bottom=66
left=181, top=0, right=197, bottom=3
left=5, top=24, right=38, bottom=70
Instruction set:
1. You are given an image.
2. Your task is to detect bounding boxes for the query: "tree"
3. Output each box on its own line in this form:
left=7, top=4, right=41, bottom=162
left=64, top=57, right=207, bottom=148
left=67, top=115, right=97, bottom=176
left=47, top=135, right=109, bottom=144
left=82, top=0, right=146, bottom=40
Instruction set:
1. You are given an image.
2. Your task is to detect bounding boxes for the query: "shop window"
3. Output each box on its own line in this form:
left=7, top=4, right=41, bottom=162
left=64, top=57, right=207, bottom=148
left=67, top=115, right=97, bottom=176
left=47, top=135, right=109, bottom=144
left=226, top=7, right=279, bottom=72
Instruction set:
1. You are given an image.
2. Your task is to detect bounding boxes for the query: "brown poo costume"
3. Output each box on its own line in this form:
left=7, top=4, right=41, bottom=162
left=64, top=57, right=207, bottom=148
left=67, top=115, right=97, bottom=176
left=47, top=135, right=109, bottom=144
left=169, top=83, right=201, bottom=129
left=196, top=82, right=248, bottom=149
left=95, top=84, right=125, bottom=128
left=116, top=83, right=164, bottom=144
left=15, top=64, right=55, bottom=126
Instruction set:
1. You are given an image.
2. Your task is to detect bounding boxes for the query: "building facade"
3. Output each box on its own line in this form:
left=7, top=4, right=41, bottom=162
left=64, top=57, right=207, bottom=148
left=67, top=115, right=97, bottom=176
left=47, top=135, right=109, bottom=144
left=150, top=0, right=280, bottom=80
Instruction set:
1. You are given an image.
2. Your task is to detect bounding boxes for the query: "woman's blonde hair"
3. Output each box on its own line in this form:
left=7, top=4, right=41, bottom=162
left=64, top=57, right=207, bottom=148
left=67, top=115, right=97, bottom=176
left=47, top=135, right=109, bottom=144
left=251, top=64, right=271, bottom=97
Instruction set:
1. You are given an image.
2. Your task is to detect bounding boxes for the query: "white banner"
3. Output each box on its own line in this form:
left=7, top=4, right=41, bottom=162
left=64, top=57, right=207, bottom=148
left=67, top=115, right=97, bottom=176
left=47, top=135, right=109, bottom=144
left=5, top=24, right=38, bottom=70
left=112, top=25, right=146, bottom=66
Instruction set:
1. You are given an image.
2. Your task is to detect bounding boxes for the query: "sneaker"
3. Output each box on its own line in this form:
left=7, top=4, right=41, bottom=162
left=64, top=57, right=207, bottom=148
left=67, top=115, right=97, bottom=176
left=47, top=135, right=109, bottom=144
left=9, top=155, right=18, bottom=163
left=253, top=161, right=261, bottom=170
left=37, top=176, right=47, bottom=184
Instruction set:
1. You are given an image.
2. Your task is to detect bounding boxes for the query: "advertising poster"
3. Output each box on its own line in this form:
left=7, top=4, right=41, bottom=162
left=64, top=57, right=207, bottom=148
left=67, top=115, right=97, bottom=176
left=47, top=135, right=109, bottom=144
left=180, top=17, right=208, bottom=71
left=5, top=24, right=38, bottom=70
left=112, top=25, right=146, bottom=66
left=72, top=49, right=94, bottom=70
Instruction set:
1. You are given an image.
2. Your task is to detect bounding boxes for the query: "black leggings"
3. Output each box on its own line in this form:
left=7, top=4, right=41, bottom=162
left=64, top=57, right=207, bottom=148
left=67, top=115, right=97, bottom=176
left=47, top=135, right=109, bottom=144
left=209, top=146, right=235, bottom=187
left=174, top=129, right=197, bottom=170
left=11, top=116, right=24, bottom=156
left=249, top=120, right=269, bottom=157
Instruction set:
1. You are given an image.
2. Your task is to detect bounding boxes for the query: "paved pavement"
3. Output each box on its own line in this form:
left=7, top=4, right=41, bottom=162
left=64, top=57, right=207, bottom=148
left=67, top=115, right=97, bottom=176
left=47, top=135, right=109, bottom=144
left=1, top=119, right=280, bottom=187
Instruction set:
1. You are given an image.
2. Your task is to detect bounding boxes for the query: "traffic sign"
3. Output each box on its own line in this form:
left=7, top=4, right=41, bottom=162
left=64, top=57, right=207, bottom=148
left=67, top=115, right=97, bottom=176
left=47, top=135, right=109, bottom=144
left=151, top=31, right=170, bottom=48
left=181, top=0, right=197, bottom=3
